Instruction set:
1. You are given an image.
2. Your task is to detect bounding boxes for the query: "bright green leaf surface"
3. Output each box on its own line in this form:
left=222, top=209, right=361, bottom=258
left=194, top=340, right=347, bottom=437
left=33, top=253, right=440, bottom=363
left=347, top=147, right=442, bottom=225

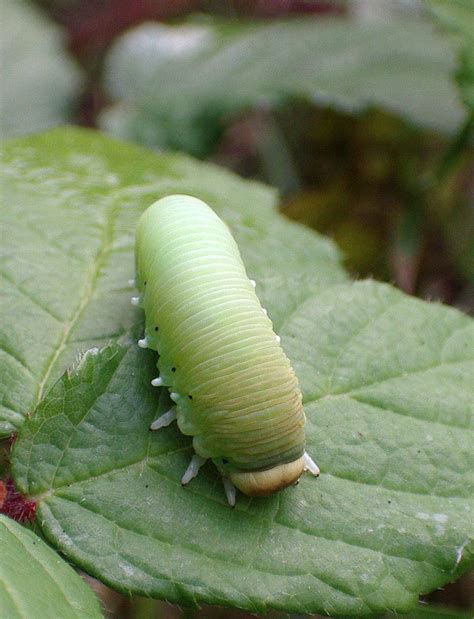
left=0, top=0, right=83, bottom=138
left=0, top=514, right=101, bottom=619
left=100, top=16, right=465, bottom=156
left=0, top=128, right=344, bottom=437
left=12, top=281, right=474, bottom=615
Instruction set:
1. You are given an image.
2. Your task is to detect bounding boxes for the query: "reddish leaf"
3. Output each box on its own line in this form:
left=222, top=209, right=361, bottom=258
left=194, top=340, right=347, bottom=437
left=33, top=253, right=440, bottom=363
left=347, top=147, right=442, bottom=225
left=0, top=478, right=36, bottom=523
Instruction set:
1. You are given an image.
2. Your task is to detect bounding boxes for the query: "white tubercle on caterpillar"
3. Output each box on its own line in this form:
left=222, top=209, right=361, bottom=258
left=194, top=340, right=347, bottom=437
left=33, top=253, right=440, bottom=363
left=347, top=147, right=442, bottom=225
left=222, top=477, right=237, bottom=507
left=149, top=408, right=177, bottom=430
left=181, top=454, right=207, bottom=485
left=303, top=452, right=320, bottom=476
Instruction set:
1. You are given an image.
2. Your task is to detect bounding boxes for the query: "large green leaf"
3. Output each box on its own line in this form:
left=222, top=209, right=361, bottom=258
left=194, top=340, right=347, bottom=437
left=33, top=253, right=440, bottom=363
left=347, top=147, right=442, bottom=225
left=100, top=16, right=465, bottom=156
left=11, top=280, right=474, bottom=614
left=0, top=514, right=101, bottom=618
left=4, top=128, right=474, bottom=615
left=0, top=128, right=344, bottom=437
left=0, top=0, right=83, bottom=138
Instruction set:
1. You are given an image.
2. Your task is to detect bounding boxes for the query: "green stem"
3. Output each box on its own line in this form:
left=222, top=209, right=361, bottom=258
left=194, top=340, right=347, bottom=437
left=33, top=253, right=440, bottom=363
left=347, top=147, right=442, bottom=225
left=434, top=112, right=474, bottom=185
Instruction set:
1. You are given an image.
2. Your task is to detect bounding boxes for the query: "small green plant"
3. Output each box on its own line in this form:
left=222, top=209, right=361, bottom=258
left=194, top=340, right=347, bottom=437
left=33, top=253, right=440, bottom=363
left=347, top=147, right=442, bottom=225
left=1, top=1, right=473, bottom=616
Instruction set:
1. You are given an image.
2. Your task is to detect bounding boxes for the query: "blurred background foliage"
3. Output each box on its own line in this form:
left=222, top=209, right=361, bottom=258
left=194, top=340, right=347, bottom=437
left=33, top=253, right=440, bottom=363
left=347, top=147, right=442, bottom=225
left=1, top=0, right=473, bottom=617
left=2, top=0, right=472, bottom=311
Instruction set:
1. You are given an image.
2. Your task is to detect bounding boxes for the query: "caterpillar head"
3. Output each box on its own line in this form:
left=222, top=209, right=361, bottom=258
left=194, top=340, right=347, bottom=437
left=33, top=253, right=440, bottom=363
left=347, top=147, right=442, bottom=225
left=228, top=457, right=305, bottom=497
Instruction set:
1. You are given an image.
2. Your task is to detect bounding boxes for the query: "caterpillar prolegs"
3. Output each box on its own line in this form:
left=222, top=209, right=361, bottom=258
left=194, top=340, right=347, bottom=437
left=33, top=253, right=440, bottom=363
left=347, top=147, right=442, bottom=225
left=133, top=195, right=319, bottom=505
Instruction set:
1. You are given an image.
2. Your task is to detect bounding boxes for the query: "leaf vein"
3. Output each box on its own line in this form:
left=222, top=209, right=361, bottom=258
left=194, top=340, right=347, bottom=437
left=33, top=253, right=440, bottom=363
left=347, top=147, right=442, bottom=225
left=0, top=344, right=34, bottom=378
left=1, top=270, right=63, bottom=323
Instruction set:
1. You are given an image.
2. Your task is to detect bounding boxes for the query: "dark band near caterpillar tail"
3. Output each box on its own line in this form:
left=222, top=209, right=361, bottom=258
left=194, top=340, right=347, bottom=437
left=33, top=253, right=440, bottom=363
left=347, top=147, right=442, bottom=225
left=132, top=194, right=319, bottom=505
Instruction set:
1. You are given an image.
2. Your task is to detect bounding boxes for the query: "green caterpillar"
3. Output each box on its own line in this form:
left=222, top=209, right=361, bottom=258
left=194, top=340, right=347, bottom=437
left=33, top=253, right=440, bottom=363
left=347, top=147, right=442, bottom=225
left=133, top=195, right=319, bottom=505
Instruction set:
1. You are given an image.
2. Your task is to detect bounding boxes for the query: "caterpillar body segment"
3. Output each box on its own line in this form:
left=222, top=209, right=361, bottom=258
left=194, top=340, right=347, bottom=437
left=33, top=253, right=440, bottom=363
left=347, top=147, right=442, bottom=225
left=134, top=194, right=318, bottom=503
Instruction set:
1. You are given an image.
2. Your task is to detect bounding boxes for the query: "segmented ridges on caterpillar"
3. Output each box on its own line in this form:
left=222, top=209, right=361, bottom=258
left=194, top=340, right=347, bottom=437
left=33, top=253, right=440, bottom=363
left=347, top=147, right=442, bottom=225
left=135, top=195, right=309, bottom=483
